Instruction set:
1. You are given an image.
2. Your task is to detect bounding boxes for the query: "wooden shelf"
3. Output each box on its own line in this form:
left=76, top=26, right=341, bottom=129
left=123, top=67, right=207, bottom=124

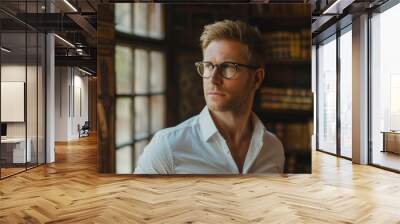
left=265, top=59, right=310, bottom=65
left=255, top=109, right=313, bottom=122
left=250, top=17, right=310, bottom=32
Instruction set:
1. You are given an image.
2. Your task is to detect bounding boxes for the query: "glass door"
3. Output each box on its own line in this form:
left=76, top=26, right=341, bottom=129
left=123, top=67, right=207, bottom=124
left=317, top=35, right=337, bottom=155
left=0, top=0, right=47, bottom=179
left=339, top=26, right=352, bottom=159
left=370, top=3, right=400, bottom=171
left=1, top=31, right=28, bottom=178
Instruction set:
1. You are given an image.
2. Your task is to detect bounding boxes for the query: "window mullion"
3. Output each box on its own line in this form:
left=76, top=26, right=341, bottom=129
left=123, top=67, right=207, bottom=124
left=336, top=30, right=341, bottom=157
left=132, top=45, right=136, bottom=169
left=147, top=49, right=152, bottom=143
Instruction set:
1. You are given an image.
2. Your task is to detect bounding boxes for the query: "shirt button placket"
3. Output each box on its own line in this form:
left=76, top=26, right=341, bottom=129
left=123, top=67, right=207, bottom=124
left=222, top=139, right=239, bottom=173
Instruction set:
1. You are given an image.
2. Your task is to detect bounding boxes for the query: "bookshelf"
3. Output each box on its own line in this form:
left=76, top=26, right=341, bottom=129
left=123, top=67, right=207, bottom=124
left=251, top=4, right=312, bottom=173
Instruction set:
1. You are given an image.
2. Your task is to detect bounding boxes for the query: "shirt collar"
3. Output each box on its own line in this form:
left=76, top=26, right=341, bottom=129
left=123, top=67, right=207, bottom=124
left=251, top=113, right=266, bottom=142
left=199, top=106, right=219, bottom=142
left=198, top=106, right=266, bottom=142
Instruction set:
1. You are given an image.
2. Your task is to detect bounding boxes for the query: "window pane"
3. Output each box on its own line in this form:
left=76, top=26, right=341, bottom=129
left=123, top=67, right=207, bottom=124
left=150, top=51, right=166, bottom=93
left=1, top=31, right=27, bottom=177
left=116, top=45, right=134, bottom=94
left=133, top=3, right=148, bottom=37
left=115, top=3, right=132, bottom=33
left=149, top=4, right=164, bottom=39
left=151, top=95, right=166, bottom=134
left=134, top=49, right=149, bottom=94
left=340, top=29, right=352, bottom=158
left=116, top=145, right=133, bottom=174
left=135, top=140, right=148, bottom=166
left=135, top=97, right=149, bottom=140
left=317, top=36, right=337, bottom=154
left=391, top=75, right=400, bottom=124
left=27, top=32, right=38, bottom=168
left=116, top=98, right=133, bottom=146
left=38, top=33, right=46, bottom=165
left=371, top=4, right=400, bottom=171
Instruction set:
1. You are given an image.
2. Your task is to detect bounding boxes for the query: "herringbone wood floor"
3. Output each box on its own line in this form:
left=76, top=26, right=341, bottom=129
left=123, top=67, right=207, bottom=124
left=0, top=134, right=399, bottom=224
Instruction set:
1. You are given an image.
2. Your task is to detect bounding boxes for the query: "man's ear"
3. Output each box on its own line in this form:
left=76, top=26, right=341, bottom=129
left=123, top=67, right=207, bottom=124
left=253, top=68, right=265, bottom=90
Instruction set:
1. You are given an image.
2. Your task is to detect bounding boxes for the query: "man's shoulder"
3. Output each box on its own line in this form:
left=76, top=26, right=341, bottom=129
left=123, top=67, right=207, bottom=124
left=263, top=129, right=280, bottom=141
left=155, top=114, right=200, bottom=139
left=263, top=129, right=284, bottom=150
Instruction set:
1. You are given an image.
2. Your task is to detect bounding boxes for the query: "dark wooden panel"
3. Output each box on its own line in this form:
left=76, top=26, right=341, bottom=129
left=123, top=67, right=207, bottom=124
left=88, top=77, right=98, bottom=132
left=97, top=4, right=115, bottom=173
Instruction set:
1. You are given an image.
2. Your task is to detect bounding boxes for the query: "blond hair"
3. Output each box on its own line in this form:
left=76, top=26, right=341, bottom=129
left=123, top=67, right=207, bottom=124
left=200, top=20, right=265, bottom=66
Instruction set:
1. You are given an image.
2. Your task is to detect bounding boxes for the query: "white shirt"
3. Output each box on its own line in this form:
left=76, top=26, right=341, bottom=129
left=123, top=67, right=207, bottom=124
left=134, top=106, right=285, bottom=174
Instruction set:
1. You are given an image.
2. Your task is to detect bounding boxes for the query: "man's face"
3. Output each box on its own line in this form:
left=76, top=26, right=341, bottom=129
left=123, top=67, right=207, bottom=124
left=202, top=39, right=260, bottom=112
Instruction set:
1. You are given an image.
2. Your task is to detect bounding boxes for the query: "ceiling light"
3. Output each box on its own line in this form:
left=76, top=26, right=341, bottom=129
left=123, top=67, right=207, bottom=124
left=1, top=47, right=11, bottom=53
left=322, top=0, right=355, bottom=15
left=76, top=48, right=85, bottom=55
left=323, top=0, right=341, bottom=14
left=54, top=34, right=75, bottom=48
left=63, top=0, right=78, bottom=12
left=78, top=67, right=93, bottom=76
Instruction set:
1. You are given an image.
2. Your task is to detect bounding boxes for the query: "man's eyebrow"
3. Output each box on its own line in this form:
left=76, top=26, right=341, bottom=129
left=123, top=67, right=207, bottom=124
left=202, top=60, right=241, bottom=64
left=222, top=61, right=241, bottom=64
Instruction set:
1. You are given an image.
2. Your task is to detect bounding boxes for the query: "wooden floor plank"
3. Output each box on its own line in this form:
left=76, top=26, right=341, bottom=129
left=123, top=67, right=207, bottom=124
left=0, top=134, right=399, bottom=223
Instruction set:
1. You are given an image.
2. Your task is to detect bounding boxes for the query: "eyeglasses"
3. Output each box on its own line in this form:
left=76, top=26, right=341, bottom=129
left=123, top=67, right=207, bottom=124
left=194, top=61, right=259, bottom=79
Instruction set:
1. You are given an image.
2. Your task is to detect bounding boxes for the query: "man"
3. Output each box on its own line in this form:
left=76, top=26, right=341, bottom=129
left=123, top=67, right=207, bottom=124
left=134, top=20, right=285, bottom=174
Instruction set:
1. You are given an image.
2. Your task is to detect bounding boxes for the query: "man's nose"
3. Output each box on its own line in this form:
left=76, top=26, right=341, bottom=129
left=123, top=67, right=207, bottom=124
left=210, top=66, right=223, bottom=86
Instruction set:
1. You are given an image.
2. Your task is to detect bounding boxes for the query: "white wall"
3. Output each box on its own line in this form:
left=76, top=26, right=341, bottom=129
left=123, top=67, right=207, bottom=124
left=55, top=67, right=89, bottom=141
left=1, top=65, right=26, bottom=140
left=1, top=65, right=26, bottom=135
left=1, top=65, right=36, bottom=138
left=1, top=63, right=46, bottom=164
left=55, top=66, right=69, bottom=141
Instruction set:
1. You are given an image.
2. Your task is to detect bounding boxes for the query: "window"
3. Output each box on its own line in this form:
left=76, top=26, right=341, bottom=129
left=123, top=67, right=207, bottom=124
left=115, top=3, right=164, bottom=39
left=339, top=27, right=352, bottom=158
left=316, top=25, right=353, bottom=159
left=115, top=3, right=132, bottom=34
left=317, top=35, right=337, bottom=155
left=370, top=3, right=400, bottom=171
left=114, top=3, right=166, bottom=174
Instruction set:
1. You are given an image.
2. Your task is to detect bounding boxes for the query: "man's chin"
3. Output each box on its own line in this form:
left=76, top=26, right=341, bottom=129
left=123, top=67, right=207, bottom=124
left=206, top=102, right=231, bottom=112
